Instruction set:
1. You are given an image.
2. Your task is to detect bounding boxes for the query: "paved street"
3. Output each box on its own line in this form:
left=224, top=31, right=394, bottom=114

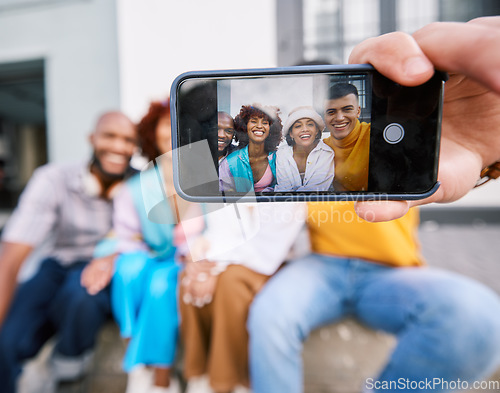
left=419, top=219, right=500, bottom=296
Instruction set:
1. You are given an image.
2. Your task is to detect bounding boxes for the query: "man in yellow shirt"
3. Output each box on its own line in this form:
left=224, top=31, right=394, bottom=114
left=248, top=82, right=500, bottom=393
left=323, top=82, right=370, bottom=192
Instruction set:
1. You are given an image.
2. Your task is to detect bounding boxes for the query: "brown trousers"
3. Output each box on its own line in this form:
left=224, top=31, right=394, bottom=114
left=179, top=264, right=269, bottom=392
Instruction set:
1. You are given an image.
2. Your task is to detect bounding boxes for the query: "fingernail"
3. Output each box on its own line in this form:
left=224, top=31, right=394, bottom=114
left=404, top=57, right=431, bottom=77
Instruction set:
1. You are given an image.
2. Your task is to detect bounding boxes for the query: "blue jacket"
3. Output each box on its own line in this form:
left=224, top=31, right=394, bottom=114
left=226, top=146, right=277, bottom=193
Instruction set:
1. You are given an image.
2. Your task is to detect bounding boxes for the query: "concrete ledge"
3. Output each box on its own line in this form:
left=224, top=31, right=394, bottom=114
left=303, top=318, right=395, bottom=393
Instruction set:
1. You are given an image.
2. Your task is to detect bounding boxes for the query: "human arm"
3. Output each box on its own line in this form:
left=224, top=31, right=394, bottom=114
left=81, top=184, right=144, bottom=295
left=0, top=165, right=62, bottom=324
left=179, top=234, right=219, bottom=307
left=0, top=242, right=33, bottom=327
left=181, top=203, right=307, bottom=305
left=274, top=146, right=299, bottom=192
left=80, top=253, right=116, bottom=295
left=219, top=158, right=236, bottom=192
left=203, top=203, right=307, bottom=275
left=348, top=17, right=500, bottom=221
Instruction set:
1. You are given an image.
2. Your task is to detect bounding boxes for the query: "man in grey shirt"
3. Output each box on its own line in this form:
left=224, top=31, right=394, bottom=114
left=0, top=111, right=138, bottom=393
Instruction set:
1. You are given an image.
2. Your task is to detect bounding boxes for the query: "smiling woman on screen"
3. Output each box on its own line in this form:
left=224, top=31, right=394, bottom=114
left=218, top=104, right=282, bottom=193
left=274, top=106, right=335, bottom=192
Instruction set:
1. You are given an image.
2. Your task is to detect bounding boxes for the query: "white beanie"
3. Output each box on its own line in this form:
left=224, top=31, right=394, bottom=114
left=282, top=106, right=325, bottom=137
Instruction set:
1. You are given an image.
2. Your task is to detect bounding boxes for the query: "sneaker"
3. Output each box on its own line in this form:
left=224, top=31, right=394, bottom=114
left=185, top=374, right=214, bottom=393
left=51, top=350, right=94, bottom=381
left=18, top=343, right=57, bottom=393
left=126, top=365, right=154, bottom=393
left=17, top=357, right=56, bottom=393
left=149, top=377, right=181, bottom=393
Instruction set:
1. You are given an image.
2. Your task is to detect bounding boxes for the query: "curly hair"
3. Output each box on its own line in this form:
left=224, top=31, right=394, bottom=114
left=137, top=99, right=170, bottom=161
left=234, top=105, right=282, bottom=152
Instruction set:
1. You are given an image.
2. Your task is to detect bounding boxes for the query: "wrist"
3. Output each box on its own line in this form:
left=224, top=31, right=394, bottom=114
left=476, top=161, right=500, bottom=187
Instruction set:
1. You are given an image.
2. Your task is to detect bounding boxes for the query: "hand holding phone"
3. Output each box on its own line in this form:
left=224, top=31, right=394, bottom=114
left=350, top=17, right=500, bottom=221
left=171, top=64, right=445, bottom=202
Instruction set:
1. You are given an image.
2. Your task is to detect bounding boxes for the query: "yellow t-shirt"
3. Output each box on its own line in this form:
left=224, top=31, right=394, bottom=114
left=323, top=120, right=371, bottom=192
left=307, top=202, right=424, bottom=267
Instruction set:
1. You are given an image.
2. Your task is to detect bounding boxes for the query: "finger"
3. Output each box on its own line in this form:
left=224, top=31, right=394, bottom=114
left=466, top=16, right=500, bottom=29
left=80, top=269, right=90, bottom=288
left=84, top=274, right=107, bottom=295
left=202, top=294, right=212, bottom=305
left=94, top=275, right=110, bottom=292
left=354, top=138, right=484, bottom=222
left=183, top=292, right=193, bottom=305
left=354, top=200, right=410, bottom=222
left=349, top=31, right=435, bottom=86
left=87, top=286, right=99, bottom=296
left=194, top=298, right=205, bottom=308
left=413, top=20, right=500, bottom=93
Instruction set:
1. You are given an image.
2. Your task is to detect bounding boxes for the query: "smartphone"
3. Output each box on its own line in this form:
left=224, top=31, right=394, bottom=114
left=171, top=64, right=444, bottom=202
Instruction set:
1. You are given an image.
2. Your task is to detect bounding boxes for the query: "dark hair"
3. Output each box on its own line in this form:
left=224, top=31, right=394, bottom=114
left=137, top=99, right=170, bottom=161
left=285, top=120, right=322, bottom=146
left=234, top=105, right=282, bottom=152
left=328, top=82, right=359, bottom=100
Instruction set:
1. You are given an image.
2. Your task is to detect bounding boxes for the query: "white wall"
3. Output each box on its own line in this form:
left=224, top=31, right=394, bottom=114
left=0, top=0, right=121, bottom=163
left=117, top=0, right=277, bottom=122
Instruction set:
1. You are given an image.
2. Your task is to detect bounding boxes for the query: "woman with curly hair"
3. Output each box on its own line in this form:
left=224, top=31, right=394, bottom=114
left=219, top=104, right=282, bottom=193
left=92, top=99, right=186, bottom=393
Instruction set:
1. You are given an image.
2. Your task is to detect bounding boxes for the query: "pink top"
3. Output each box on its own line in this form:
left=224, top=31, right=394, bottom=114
left=254, top=164, right=273, bottom=192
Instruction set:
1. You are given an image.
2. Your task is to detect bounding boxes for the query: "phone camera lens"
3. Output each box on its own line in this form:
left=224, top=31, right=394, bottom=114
left=383, top=123, right=405, bottom=144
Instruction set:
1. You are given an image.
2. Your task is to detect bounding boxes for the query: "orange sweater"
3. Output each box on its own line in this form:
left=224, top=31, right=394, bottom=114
left=323, top=120, right=371, bottom=192
left=307, top=202, right=424, bottom=267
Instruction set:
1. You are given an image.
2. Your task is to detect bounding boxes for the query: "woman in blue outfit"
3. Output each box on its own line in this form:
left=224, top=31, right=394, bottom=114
left=91, top=99, right=183, bottom=393
left=219, top=104, right=282, bottom=193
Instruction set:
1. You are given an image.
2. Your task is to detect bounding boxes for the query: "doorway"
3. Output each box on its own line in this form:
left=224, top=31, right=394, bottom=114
left=0, top=59, right=48, bottom=210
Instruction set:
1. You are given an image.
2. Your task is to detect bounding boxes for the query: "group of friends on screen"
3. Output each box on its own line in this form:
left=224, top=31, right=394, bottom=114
left=218, top=82, right=369, bottom=194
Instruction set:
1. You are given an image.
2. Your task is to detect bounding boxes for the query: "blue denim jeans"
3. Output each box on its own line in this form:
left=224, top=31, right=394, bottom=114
left=0, top=258, right=111, bottom=393
left=248, top=254, right=500, bottom=393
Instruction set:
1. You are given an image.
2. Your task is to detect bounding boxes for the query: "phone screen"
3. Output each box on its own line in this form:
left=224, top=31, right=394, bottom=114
left=172, top=65, right=443, bottom=202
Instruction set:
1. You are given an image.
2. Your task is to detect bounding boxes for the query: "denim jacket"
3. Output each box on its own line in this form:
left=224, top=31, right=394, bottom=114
left=224, top=146, right=277, bottom=193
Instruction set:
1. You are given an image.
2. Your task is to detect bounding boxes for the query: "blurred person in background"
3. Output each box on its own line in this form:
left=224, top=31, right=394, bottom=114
left=0, top=111, right=138, bottom=393
left=83, top=99, right=190, bottom=393
left=179, top=201, right=305, bottom=393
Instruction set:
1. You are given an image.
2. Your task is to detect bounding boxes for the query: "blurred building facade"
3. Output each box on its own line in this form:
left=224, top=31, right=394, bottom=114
left=278, top=0, right=500, bottom=66
left=0, top=0, right=498, bottom=211
left=0, top=0, right=276, bottom=208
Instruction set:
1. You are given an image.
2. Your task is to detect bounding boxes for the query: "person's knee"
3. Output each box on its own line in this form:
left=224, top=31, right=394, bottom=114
left=248, top=291, right=270, bottom=332
left=69, top=283, right=109, bottom=317
left=148, top=265, right=177, bottom=298
left=248, top=288, right=287, bottom=339
left=216, top=265, right=248, bottom=293
left=0, top=330, right=17, bottom=364
left=113, top=252, right=149, bottom=284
